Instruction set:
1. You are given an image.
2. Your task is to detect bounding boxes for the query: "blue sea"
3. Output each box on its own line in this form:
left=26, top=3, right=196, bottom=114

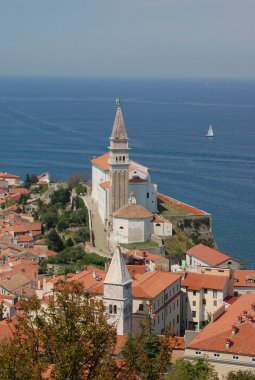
left=0, top=77, right=254, bottom=267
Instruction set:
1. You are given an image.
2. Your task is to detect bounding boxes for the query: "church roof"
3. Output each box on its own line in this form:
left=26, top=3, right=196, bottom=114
left=91, top=152, right=149, bottom=174
left=111, top=106, right=127, bottom=140
left=104, top=245, right=131, bottom=285
left=112, top=203, right=153, bottom=219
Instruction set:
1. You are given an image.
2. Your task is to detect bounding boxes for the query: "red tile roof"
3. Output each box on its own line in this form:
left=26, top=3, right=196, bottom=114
left=125, top=249, right=162, bottom=262
left=11, top=222, right=41, bottom=233
left=234, top=270, right=255, bottom=288
left=112, top=204, right=153, bottom=219
left=187, top=243, right=239, bottom=267
left=181, top=272, right=228, bottom=291
left=99, top=181, right=110, bottom=190
left=132, top=271, right=181, bottom=299
left=0, top=172, right=20, bottom=179
left=187, top=293, right=255, bottom=355
left=91, top=152, right=148, bottom=174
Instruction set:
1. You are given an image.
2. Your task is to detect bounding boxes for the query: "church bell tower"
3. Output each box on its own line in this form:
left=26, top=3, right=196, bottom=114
left=108, top=99, right=130, bottom=218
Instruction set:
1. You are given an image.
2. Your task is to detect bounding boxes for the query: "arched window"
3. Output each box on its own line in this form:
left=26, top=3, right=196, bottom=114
left=123, top=156, right=125, bottom=162
left=109, top=305, right=113, bottom=314
left=119, top=226, right=124, bottom=230
left=156, top=223, right=161, bottom=227
left=116, top=157, right=118, bottom=162
left=114, top=305, right=117, bottom=314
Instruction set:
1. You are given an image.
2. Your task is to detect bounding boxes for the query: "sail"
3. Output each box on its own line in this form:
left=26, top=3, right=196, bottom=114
left=206, top=125, right=214, bottom=137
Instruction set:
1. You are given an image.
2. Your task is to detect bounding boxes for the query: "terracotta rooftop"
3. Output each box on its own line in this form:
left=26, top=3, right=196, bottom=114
left=112, top=203, right=153, bottom=219
left=0, top=172, right=20, bottom=179
left=234, top=270, right=255, bottom=288
left=11, top=222, right=41, bottom=233
left=91, top=152, right=148, bottom=173
left=132, top=271, right=181, bottom=299
left=187, top=243, right=239, bottom=267
left=99, top=181, right=110, bottom=190
left=125, top=249, right=162, bottom=262
left=181, top=272, right=228, bottom=291
left=187, top=293, right=255, bottom=356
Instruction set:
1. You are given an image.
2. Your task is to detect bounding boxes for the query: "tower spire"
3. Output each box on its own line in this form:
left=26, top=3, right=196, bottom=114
left=111, top=98, right=127, bottom=140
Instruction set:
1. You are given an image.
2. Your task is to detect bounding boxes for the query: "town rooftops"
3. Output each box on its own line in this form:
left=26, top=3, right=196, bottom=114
left=181, top=272, right=228, bottom=291
left=187, top=293, right=255, bottom=356
left=112, top=203, right=153, bottom=219
left=187, top=243, right=239, bottom=267
left=132, top=271, right=181, bottom=299
left=0, top=172, right=20, bottom=179
left=234, top=270, right=255, bottom=288
left=11, top=222, right=41, bottom=233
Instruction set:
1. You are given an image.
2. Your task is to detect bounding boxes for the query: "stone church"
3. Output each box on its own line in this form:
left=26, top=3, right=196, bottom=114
left=91, top=100, right=172, bottom=248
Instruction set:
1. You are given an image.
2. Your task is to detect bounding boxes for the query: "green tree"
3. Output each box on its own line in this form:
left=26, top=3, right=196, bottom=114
left=46, top=229, right=64, bottom=252
left=50, top=187, right=70, bottom=207
left=18, top=193, right=30, bottom=206
left=73, top=227, right=89, bottom=243
left=165, top=358, right=219, bottom=380
left=226, top=370, right=255, bottom=380
left=65, top=237, right=74, bottom=247
left=0, top=282, right=120, bottom=380
left=122, top=315, right=172, bottom=380
left=24, top=173, right=38, bottom=189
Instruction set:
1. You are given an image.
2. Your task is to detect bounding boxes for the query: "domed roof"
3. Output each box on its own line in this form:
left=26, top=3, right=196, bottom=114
left=112, top=203, right=153, bottom=219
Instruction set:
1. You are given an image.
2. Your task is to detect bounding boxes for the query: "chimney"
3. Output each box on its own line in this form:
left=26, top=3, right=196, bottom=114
left=226, top=338, right=231, bottom=349
left=247, top=314, right=253, bottom=322
left=92, top=270, right=96, bottom=279
left=231, top=325, right=237, bottom=335
left=237, top=315, right=242, bottom=324
left=143, top=251, right=147, bottom=258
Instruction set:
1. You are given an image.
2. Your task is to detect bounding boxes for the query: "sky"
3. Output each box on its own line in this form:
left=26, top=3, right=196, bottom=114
left=0, top=0, right=255, bottom=78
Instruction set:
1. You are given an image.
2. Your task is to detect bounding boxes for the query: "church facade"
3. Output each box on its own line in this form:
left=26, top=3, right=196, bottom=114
left=91, top=100, right=172, bottom=247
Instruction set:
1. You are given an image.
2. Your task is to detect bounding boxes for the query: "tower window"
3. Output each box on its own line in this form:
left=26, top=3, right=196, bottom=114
left=156, top=223, right=161, bottom=227
left=114, top=305, right=117, bottom=314
left=116, top=157, right=118, bottom=162
left=119, top=226, right=124, bottom=230
left=109, top=305, right=113, bottom=314
left=123, top=156, right=125, bottom=162
left=147, top=192, right=149, bottom=198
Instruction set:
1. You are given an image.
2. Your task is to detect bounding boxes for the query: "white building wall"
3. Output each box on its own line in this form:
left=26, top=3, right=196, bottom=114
left=153, top=221, right=172, bottom=237
left=91, top=165, right=108, bottom=202
left=98, top=186, right=108, bottom=223
left=129, top=181, right=158, bottom=213
left=112, top=217, right=153, bottom=244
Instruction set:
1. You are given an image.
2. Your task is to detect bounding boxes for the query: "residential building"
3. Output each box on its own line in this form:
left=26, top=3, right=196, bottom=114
left=0, top=172, right=20, bottom=187
left=184, top=293, right=255, bottom=379
left=233, top=270, right=255, bottom=296
left=181, top=268, right=234, bottom=331
left=186, top=244, right=241, bottom=270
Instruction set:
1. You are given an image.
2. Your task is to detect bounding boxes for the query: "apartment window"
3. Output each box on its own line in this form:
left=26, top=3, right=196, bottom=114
left=233, top=356, right=239, bottom=360
left=213, top=290, right=217, bottom=298
left=195, top=351, right=201, bottom=355
left=193, top=291, right=196, bottom=296
left=202, top=299, right=206, bottom=305
left=214, top=353, right=220, bottom=357
left=173, top=318, right=175, bottom=326
left=113, top=305, right=117, bottom=314
left=177, top=284, right=179, bottom=290
left=204, top=288, right=208, bottom=294
left=158, top=315, right=160, bottom=323
left=147, top=192, right=149, bottom=198
left=109, top=305, right=113, bottom=314
left=138, top=304, right=144, bottom=311
left=177, top=299, right=179, bottom=307
left=169, top=306, right=171, bottom=313
left=177, top=314, right=179, bottom=323
left=192, top=301, right=196, bottom=306
left=165, top=309, right=168, bottom=317
left=162, top=313, right=164, bottom=321
left=213, top=300, right=217, bottom=307
left=192, top=311, right=196, bottom=318
left=173, top=302, right=175, bottom=310
left=165, top=293, right=168, bottom=301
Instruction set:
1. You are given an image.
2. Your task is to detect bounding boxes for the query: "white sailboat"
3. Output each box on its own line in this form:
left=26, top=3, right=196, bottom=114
left=206, top=124, right=214, bottom=137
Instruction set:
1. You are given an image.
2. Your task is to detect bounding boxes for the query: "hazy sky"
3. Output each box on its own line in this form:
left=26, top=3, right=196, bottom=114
left=0, top=0, right=255, bottom=78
